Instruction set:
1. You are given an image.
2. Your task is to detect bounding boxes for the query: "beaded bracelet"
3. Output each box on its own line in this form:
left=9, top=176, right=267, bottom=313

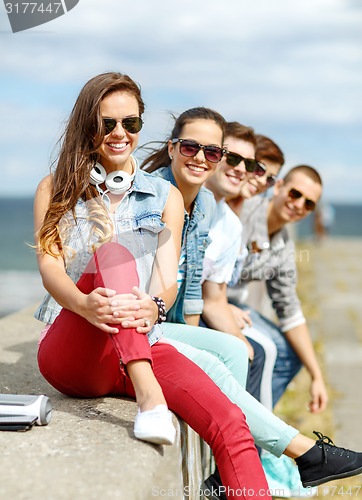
left=151, top=296, right=167, bottom=324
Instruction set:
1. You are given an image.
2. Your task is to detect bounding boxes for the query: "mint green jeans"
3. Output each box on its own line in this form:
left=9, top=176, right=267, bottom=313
left=162, top=322, right=298, bottom=457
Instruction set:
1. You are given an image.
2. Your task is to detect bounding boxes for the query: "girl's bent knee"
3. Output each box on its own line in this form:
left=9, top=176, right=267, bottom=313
left=223, top=334, right=249, bottom=362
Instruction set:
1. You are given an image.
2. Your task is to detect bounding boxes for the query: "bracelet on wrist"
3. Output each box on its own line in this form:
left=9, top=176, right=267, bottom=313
left=151, top=296, right=167, bottom=324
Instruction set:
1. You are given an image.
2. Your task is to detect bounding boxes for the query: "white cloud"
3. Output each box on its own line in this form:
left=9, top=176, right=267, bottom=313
left=0, top=102, right=64, bottom=143
left=2, top=0, right=361, bottom=126
left=0, top=0, right=361, bottom=201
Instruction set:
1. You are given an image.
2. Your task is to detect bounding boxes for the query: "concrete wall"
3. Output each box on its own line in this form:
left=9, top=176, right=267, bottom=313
left=0, top=306, right=211, bottom=499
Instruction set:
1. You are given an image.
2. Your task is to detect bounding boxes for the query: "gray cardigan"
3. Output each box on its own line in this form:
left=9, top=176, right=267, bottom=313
left=227, top=196, right=306, bottom=333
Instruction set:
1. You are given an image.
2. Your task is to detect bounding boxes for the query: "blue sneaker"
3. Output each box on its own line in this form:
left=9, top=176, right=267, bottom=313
left=261, top=452, right=317, bottom=497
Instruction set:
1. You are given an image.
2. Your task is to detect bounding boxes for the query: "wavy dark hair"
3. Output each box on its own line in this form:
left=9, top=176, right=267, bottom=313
left=38, top=72, right=144, bottom=257
left=141, top=107, right=226, bottom=173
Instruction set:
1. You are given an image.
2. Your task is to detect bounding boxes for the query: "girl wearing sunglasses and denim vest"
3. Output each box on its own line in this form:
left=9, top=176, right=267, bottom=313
left=34, top=72, right=275, bottom=499
left=142, top=108, right=362, bottom=496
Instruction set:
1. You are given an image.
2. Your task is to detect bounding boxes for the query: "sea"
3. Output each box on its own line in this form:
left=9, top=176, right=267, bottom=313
left=1, top=197, right=362, bottom=318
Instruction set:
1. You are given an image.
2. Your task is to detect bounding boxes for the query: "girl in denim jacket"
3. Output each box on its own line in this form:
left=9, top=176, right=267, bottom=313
left=34, top=72, right=271, bottom=499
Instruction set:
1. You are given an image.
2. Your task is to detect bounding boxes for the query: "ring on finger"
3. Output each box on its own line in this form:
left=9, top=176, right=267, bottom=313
left=143, top=318, right=151, bottom=327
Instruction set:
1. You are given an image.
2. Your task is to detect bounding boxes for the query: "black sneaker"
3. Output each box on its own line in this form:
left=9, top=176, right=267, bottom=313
left=295, top=431, right=362, bottom=487
left=200, top=468, right=227, bottom=500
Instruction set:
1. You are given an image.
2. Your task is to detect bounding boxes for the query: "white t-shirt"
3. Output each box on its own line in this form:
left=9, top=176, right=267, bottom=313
left=202, top=199, right=247, bottom=284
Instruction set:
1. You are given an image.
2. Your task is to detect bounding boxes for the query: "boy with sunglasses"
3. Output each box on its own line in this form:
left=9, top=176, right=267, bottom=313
left=228, top=164, right=327, bottom=415
left=224, top=134, right=280, bottom=217
left=202, top=129, right=286, bottom=402
left=202, top=137, right=324, bottom=498
left=201, top=131, right=314, bottom=498
left=227, top=158, right=330, bottom=497
left=226, top=134, right=286, bottom=402
left=201, top=124, right=275, bottom=368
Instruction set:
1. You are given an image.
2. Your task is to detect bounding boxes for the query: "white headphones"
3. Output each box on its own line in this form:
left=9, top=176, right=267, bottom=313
left=90, top=161, right=136, bottom=195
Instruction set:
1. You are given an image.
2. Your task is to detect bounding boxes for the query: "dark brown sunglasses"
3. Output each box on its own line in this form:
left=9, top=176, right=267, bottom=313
left=103, top=117, right=143, bottom=135
left=288, top=188, right=316, bottom=211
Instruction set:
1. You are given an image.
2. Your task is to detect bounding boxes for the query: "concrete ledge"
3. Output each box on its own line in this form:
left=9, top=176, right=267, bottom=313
left=0, top=306, right=211, bottom=499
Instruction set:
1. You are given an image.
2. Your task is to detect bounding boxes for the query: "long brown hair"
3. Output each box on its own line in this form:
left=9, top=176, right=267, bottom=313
left=141, top=107, right=226, bottom=173
left=38, top=72, right=144, bottom=257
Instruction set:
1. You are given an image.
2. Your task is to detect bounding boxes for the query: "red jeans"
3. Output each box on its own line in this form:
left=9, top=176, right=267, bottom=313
left=38, top=243, right=269, bottom=499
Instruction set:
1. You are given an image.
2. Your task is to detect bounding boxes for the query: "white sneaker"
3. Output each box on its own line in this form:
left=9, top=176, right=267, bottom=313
left=134, top=404, right=176, bottom=445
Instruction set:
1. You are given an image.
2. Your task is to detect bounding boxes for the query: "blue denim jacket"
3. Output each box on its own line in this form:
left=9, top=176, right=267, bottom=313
left=35, top=161, right=171, bottom=346
left=152, top=166, right=215, bottom=323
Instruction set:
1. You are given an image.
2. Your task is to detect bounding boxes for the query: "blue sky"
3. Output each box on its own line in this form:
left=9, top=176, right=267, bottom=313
left=1, top=0, right=362, bottom=202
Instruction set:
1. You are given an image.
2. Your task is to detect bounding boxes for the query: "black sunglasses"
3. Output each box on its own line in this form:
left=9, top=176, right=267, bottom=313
left=172, top=139, right=225, bottom=163
left=103, top=117, right=143, bottom=135
left=288, top=188, right=316, bottom=211
left=226, top=152, right=266, bottom=176
left=266, top=174, right=277, bottom=187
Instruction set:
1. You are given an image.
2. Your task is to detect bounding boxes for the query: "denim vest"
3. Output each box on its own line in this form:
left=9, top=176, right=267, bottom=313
left=35, top=161, right=171, bottom=346
left=152, top=167, right=215, bottom=323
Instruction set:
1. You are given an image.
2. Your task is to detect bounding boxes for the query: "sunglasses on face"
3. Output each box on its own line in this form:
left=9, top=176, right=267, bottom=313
left=225, top=152, right=266, bottom=176
left=266, top=174, right=277, bottom=187
left=103, top=117, right=143, bottom=135
left=288, top=188, right=316, bottom=211
left=172, top=138, right=226, bottom=163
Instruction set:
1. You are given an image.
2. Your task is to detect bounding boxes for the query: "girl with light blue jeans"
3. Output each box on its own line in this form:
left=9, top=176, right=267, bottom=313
left=142, top=107, right=322, bottom=460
